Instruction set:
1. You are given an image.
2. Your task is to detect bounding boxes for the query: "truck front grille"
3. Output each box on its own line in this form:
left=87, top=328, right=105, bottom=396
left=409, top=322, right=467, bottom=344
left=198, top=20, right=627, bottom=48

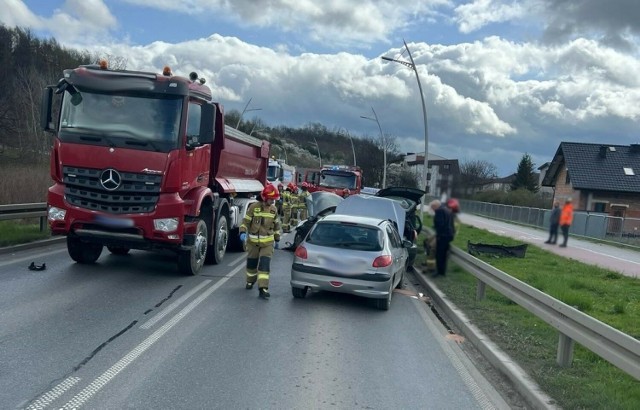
left=63, top=166, right=162, bottom=214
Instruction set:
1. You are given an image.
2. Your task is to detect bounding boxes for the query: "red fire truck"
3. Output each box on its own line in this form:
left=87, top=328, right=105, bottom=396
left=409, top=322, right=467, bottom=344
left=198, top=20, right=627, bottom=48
left=41, top=61, right=269, bottom=275
left=303, top=165, right=364, bottom=197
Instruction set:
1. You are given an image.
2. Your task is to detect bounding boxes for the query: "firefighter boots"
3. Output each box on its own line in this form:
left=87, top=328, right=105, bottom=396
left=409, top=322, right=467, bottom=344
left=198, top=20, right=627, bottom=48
left=246, top=282, right=254, bottom=290
left=259, top=288, right=270, bottom=299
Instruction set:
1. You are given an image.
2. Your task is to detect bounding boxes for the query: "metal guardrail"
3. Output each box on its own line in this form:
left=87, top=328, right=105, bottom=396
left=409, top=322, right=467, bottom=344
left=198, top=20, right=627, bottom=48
left=451, top=247, right=640, bottom=380
left=0, top=202, right=47, bottom=230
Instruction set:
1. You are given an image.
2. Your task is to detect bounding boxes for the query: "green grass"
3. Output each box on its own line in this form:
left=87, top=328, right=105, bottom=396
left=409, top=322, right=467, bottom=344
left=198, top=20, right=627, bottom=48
left=0, top=220, right=51, bottom=247
left=417, top=217, right=640, bottom=409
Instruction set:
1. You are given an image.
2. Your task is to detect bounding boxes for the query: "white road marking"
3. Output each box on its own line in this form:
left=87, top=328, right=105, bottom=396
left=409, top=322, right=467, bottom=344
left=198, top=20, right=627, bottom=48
left=25, top=377, right=81, bottom=410
left=61, top=264, right=244, bottom=409
left=140, top=280, right=212, bottom=329
left=227, top=253, right=246, bottom=267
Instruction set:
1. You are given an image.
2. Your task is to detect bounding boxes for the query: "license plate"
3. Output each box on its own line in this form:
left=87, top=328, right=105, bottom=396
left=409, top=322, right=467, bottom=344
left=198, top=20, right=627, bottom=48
left=94, top=214, right=135, bottom=228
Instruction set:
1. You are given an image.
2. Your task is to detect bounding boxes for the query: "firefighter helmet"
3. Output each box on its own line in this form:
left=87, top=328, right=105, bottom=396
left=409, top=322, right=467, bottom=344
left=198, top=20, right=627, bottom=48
left=261, top=184, right=280, bottom=201
left=287, top=182, right=297, bottom=192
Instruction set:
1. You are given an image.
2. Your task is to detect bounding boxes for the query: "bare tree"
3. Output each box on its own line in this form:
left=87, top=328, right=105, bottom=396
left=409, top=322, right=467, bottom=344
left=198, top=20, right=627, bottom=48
left=458, top=159, right=498, bottom=196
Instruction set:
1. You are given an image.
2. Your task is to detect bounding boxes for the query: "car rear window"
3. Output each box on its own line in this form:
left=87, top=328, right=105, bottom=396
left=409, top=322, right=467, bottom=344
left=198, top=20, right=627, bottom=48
left=307, top=222, right=383, bottom=251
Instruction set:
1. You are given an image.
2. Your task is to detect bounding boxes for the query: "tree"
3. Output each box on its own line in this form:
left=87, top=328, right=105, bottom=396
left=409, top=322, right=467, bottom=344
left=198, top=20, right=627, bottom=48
left=511, top=153, right=539, bottom=193
left=458, top=159, right=498, bottom=196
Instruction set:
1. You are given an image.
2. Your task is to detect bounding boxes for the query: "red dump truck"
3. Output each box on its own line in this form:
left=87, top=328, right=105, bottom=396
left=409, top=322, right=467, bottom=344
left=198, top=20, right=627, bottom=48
left=41, top=61, right=269, bottom=275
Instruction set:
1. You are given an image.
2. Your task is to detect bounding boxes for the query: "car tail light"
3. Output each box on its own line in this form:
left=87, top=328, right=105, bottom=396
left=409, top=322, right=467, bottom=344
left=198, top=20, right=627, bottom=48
left=372, top=255, right=392, bottom=267
left=294, top=246, right=308, bottom=259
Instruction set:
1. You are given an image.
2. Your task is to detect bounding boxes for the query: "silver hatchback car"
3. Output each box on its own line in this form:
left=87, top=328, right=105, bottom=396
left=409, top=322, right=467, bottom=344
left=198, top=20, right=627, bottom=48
left=290, top=213, right=412, bottom=310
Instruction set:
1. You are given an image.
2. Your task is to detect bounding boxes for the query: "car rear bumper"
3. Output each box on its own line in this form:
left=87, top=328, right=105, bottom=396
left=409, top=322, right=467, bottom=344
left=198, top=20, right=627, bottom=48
left=291, top=266, right=392, bottom=299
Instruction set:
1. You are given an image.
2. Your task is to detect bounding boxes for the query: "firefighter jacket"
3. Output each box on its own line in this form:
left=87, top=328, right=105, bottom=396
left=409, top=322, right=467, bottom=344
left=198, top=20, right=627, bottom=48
left=239, top=201, right=281, bottom=247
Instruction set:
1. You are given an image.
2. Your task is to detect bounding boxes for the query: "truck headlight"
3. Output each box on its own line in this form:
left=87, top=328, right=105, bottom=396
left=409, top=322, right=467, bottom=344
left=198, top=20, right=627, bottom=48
left=154, top=217, right=179, bottom=232
left=48, top=207, right=66, bottom=221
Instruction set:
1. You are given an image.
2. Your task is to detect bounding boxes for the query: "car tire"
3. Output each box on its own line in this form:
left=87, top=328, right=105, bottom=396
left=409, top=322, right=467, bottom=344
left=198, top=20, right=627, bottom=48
left=374, top=282, right=392, bottom=311
left=292, top=286, right=308, bottom=299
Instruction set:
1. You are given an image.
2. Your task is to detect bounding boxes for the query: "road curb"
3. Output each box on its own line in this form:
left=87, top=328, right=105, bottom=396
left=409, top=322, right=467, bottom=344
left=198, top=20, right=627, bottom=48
left=412, top=267, right=559, bottom=410
left=0, top=237, right=66, bottom=255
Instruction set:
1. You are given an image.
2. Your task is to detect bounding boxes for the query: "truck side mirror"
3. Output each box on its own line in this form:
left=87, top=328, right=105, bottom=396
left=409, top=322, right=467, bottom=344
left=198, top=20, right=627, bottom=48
left=41, top=86, right=54, bottom=132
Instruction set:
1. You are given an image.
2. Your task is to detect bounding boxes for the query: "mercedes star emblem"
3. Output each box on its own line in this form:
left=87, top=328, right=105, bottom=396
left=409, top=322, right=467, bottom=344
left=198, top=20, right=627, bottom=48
left=100, top=169, right=121, bottom=191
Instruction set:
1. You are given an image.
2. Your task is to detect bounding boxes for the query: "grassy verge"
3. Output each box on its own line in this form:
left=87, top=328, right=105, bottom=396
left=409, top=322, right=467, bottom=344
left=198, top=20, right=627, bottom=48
left=0, top=220, right=51, bottom=248
left=416, top=217, right=640, bottom=409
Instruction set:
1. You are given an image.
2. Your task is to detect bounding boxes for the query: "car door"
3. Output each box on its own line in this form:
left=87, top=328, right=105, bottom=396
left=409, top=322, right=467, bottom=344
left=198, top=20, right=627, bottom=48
left=385, top=223, right=407, bottom=281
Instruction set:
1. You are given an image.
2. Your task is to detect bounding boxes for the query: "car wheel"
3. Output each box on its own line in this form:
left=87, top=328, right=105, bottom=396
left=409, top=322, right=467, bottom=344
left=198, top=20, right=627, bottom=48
left=292, top=286, right=308, bottom=299
left=374, top=282, right=392, bottom=311
left=107, top=246, right=130, bottom=255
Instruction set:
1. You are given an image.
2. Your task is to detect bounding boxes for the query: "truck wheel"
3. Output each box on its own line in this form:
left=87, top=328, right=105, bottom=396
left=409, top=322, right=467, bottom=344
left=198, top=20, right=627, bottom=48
left=205, top=214, right=228, bottom=264
left=107, top=246, right=130, bottom=255
left=178, top=219, right=207, bottom=275
left=67, top=236, right=103, bottom=264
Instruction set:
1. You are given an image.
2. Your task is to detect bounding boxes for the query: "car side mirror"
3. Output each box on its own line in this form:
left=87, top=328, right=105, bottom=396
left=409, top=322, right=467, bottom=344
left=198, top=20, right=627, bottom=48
left=402, top=239, right=414, bottom=248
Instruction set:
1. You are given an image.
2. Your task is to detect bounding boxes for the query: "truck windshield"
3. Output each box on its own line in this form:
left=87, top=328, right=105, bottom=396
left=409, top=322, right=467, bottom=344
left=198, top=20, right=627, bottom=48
left=319, top=172, right=357, bottom=189
left=58, top=90, right=182, bottom=152
left=267, top=165, right=279, bottom=182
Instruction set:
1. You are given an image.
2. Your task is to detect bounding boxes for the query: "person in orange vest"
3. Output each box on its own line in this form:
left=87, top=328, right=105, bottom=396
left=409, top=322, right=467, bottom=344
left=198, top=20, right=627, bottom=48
left=239, top=184, right=281, bottom=299
left=559, top=197, right=574, bottom=248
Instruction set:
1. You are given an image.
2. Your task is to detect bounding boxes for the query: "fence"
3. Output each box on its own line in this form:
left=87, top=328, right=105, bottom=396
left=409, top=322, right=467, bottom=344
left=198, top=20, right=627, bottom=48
left=0, top=202, right=47, bottom=230
left=460, top=200, right=640, bottom=247
left=450, top=247, right=640, bottom=380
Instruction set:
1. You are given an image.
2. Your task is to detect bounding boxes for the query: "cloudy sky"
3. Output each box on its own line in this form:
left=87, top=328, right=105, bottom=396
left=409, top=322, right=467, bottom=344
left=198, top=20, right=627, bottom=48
left=3, top=0, right=640, bottom=175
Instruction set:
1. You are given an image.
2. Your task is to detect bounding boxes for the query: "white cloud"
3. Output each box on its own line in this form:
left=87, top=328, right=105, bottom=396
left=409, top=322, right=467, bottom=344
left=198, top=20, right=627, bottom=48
left=454, top=0, right=528, bottom=34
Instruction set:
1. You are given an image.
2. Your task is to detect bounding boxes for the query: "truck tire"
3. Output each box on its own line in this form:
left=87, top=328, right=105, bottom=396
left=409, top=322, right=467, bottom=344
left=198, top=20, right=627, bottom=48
left=107, top=246, right=130, bottom=255
left=205, top=214, right=228, bottom=264
left=67, top=236, right=103, bottom=264
left=178, top=219, right=207, bottom=275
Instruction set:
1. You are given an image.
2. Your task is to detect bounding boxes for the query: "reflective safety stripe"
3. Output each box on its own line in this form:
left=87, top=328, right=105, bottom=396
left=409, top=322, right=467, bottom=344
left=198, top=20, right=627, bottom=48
left=254, top=212, right=275, bottom=218
left=246, top=272, right=257, bottom=278
left=257, top=273, right=269, bottom=281
left=248, top=234, right=275, bottom=243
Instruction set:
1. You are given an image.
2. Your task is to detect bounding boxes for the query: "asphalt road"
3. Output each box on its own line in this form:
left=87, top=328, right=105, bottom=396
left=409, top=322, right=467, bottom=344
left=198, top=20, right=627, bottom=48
left=0, top=237, right=514, bottom=409
left=458, top=213, right=640, bottom=279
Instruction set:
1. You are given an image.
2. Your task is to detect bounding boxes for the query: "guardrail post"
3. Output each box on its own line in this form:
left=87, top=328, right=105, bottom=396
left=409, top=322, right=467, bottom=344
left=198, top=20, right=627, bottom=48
left=556, top=332, right=575, bottom=367
left=40, top=216, right=45, bottom=232
left=475, top=280, right=486, bottom=301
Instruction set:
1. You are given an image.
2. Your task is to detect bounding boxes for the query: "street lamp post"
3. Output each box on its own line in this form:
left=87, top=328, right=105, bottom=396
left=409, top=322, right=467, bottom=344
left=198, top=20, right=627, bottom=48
left=338, top=128, right=357, bottom=166
left=360, top=106, right=386, bottom=189
left=312, top=136, right=322, bottom=167
left=382, top=39, right=429, bottom=218
left=236, top=97, right=263, bottom=129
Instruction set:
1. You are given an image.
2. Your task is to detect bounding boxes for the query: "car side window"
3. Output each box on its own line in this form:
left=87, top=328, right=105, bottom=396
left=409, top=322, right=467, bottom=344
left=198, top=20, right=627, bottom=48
left=386, top=224, right=401, bottom=248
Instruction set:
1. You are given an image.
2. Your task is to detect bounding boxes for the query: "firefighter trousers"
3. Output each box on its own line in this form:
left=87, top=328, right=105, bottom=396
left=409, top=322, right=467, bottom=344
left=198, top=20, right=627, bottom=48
left=245, top=242, right=274, bottom=289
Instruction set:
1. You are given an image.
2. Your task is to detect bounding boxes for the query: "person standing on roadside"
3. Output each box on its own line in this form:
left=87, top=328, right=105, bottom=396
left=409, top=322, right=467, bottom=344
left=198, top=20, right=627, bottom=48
left=239, top=184, right=281, bottom=299
left=545, top=200, right=561, bottom=244
left=430, top=199, right=455, bottom=276
left=559, top=198, right=574, bottom=248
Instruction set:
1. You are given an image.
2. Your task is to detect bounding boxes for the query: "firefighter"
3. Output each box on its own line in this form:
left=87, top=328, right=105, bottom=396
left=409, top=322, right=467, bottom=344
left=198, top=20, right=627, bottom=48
left=276, top=183, right=284, bottom=216
left=281, top=182, right=296, bottom=233
left=297, top=182, right=311, bottom=220
left=288, top=183, right=300, bottom=228
left=239, top=185, right=281, bottom=299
